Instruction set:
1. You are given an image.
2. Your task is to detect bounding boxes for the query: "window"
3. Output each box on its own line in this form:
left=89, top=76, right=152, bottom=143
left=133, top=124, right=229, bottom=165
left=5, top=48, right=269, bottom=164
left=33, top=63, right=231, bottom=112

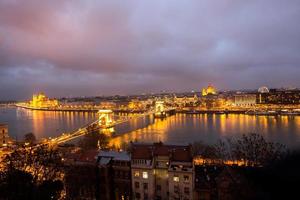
left=184, top=175, right=189, bottom=182
left=184, top=187, right=190, bottom=195
left=142, top=171, right=148, bottom=179
left=135, top=182, right=140, bottom=189
left=134, top=171, right=140, bottom=177
left=156, top=185, right=161, bottom=191
left=173, top=175, right=179, bottom=182
left=174, top=186, right=179, bottom=194
left=135, top=192, right=141, bottom=199
left=143, top=183, right=148, bottom=190
left=144, top=193, right=148, bottom=200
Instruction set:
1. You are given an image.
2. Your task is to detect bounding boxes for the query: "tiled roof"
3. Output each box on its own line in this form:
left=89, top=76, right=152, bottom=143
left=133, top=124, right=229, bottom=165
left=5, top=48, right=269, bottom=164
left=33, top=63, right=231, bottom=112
left=131, top=142, right=192, bottom=162
left=171, top=147, right=193, bottom=162
left=131, top=144, right=153, bottom=159
left=98, top=150, right=130, bottom=161
left=76, top=149, right=99, bottom=162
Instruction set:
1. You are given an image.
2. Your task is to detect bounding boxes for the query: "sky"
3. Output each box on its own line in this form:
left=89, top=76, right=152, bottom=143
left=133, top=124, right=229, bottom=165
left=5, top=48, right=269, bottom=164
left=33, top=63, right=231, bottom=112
left=0, top=0, right=300, bottom=100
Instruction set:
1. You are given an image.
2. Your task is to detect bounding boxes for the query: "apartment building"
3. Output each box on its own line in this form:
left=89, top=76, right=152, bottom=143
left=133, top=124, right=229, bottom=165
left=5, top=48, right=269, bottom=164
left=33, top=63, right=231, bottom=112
left=131, top=142, right=194, bottom=200
left=98, top=150, right=131, bottom=200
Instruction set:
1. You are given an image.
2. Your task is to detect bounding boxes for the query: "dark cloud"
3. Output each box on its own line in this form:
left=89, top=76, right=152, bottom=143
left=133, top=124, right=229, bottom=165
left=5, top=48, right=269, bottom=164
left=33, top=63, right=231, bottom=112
left=0, top=0, right=300, bottom=100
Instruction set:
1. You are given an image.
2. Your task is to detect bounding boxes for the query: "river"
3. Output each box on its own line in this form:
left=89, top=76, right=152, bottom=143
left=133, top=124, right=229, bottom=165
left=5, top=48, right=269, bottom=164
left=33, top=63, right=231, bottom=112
left=1, top=107, right=300, bottom=149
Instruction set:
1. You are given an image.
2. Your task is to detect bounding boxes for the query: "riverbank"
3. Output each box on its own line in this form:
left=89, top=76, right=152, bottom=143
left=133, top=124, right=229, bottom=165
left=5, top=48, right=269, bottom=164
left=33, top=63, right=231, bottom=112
left=15, top=103, right=300, bottom=116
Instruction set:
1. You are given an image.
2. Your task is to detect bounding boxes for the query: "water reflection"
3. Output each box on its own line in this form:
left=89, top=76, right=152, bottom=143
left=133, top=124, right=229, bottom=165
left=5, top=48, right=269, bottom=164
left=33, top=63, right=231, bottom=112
left=0, top=108, right=97, bottom=140
left=110, top=114, right=300, bottom=149
left=1, top=108, right=300, bottom=149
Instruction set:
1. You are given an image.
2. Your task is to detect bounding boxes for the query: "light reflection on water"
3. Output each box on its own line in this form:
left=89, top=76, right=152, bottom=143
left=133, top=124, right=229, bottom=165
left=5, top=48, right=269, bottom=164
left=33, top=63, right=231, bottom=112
left=0, top=107, right=97, bottom=140
left=111, top=113, right=300, bottom=149
left=1, top=108, right=300, bottom=149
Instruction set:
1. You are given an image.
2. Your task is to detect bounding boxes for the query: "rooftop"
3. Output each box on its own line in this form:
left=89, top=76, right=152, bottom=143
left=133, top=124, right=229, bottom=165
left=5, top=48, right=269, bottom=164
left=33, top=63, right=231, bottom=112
left=0, top=123, right=8, bottom=127
left=131, top=142, right=192, bottom=162
left=98, top=150, right=130, bottom=161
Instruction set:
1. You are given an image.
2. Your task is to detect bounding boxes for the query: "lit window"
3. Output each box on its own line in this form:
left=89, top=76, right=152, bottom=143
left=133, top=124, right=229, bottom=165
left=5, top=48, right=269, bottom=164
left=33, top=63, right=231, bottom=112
left=173, top=175, right=179, bottom=182
left=142, top=172, right=148, bottom=179
left=134, top=171, right=140, bottom=177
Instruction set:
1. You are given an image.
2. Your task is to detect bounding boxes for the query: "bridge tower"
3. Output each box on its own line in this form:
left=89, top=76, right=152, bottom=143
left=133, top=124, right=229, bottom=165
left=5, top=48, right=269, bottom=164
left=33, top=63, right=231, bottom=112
left=154, top=101, right=166, bottom=118
left=98, top=110, right=114, bottom=128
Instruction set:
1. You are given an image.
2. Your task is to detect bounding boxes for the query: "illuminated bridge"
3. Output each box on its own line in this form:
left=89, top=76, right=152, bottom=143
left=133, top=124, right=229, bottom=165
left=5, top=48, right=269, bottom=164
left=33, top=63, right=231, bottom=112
left=39, top=101, right=175, bottom=146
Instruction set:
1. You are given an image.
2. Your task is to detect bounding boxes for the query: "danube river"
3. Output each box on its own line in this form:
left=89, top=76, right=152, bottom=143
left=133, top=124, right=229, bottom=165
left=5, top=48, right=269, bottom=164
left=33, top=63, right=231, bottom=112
left=1, top=107, right=300, bottom=149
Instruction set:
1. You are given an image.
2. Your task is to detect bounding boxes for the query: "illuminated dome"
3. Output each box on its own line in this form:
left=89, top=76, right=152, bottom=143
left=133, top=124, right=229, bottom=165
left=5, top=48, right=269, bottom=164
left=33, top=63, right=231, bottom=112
left=202, top=85, right=217, bottom=96
left=258, top=86, right=269, bottom=93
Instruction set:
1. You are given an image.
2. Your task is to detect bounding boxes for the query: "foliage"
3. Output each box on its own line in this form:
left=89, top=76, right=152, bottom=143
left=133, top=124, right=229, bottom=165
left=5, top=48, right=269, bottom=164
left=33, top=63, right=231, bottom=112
left=193, top=133, right=287, bottom=166
left=214, top=133, right=288, bottom=166
left=0, top=169, right=63, bottom=200
left=3, top=146, right=64, bottom=183
left=24, top=132, right=37, bottom=145
left=230, top=133, right=287, bottom=166
left=0, top=146, right=64, bottom=199
left=78, top=131, right=109, bottom=150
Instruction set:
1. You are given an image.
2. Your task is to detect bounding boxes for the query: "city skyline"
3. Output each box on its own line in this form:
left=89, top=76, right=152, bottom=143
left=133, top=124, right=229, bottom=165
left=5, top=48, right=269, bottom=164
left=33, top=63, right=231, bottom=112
left=1, top=0, right=300, bottom=100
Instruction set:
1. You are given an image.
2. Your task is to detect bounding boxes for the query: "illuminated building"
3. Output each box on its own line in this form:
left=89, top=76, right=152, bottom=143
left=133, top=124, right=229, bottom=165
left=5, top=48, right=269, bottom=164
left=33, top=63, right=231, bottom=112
left=0, top=123, right=12, bottom=147
left=29, top=92, right=59, bottom=108
left=258, top=86, right=270, bottom=94
left=233, top=94, right=257, bottom=107
left=131, top=142, right=194, bottom=200
left=257, top=88, right=300, bottom=104
left=202, top=85, right=217, bottom=96
left=174, top=94, right=199, bottom=107
left=99, top=101, right=117, bottom=110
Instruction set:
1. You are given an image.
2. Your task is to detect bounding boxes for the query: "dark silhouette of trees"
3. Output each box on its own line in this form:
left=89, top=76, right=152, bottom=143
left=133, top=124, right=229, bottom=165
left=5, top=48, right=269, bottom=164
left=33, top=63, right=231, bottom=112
left=78, top=131, right=109, bottom=150
left=4, top=146, right=63, bottom=182
left=193, top=133, right=287, bottom=166
left=0, top=169, right=34, bottom=200
left=229, top=133, right=287, bottom=166
left=24, top=132, right=36, bottom=145
left=0, top=146, right=64, bottom=199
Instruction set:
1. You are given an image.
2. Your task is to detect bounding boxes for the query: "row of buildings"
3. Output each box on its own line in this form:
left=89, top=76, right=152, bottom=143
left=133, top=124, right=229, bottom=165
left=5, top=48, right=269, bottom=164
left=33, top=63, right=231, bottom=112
left=21, top=86, right=300, bottom=111
left=64, top=142, right=250, bottom=200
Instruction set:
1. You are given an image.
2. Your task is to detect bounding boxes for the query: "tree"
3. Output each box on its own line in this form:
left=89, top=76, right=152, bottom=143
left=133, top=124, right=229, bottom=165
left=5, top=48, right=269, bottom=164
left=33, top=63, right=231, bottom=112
left=0, top=146, right=64, bottom=200
left=24, top=132, right=36, bottom=145
left=0, top=169, right=34, bottom=200
left=78, top=131, right=109, bottom=150
left=3, top=146, right=64, bottom=183
left=230, top=133, right=287, bottom=166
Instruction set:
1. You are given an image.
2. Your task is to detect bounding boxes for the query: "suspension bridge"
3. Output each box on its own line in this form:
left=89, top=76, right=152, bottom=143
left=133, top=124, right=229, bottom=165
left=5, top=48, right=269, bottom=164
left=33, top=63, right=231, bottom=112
left=40, top=101, right=175, bottom=146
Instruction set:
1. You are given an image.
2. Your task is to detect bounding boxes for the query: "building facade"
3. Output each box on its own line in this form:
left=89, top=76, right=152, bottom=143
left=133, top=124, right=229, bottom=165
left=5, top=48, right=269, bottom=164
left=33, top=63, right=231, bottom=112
left=131, top=142, right=194, bottom=200
left=0, top=123, right=11, bottom=147
left=30, top=92, right=59, bottom=108
left=98, top=150, right=131, bottom=200
left=257, top=89, right=300, bottom=104
left=233, top=94, right=257, bottom=107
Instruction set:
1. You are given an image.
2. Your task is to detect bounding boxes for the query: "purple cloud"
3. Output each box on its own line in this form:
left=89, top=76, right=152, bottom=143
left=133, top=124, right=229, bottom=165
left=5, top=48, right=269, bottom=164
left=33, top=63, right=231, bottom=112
left=0, top=0, right=300, bottom=100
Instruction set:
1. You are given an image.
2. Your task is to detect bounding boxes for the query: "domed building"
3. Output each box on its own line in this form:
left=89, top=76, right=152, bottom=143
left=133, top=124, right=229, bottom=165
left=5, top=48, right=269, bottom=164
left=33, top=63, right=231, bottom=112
left=202, top=85, right=217, bottom=96
left=258, top=86, right=269, bottom=93
left=29, top=92, right=59, bottom=108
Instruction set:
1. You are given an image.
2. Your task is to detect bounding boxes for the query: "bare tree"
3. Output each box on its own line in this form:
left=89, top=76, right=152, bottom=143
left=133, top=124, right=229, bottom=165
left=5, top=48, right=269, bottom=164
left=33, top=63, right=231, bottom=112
left=230, top=133, right=287, bottom=166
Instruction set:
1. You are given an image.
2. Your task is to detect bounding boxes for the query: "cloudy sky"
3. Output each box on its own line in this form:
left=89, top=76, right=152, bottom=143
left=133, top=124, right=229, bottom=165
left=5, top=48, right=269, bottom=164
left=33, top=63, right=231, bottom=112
left=0, top=0, right=300, bottom=100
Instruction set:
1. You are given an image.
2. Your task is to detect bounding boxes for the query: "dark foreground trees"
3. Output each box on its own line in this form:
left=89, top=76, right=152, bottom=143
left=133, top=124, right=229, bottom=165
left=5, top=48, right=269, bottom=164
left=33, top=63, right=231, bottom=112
left=24, top=132, right=37, bottom=145
left=0, top=146, right=64, bottom=200
left=78, top=131, right=109, bottom=150
left=229, top=133, right=287, bottom=166
left=193, top=133, right=288, bottom=166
